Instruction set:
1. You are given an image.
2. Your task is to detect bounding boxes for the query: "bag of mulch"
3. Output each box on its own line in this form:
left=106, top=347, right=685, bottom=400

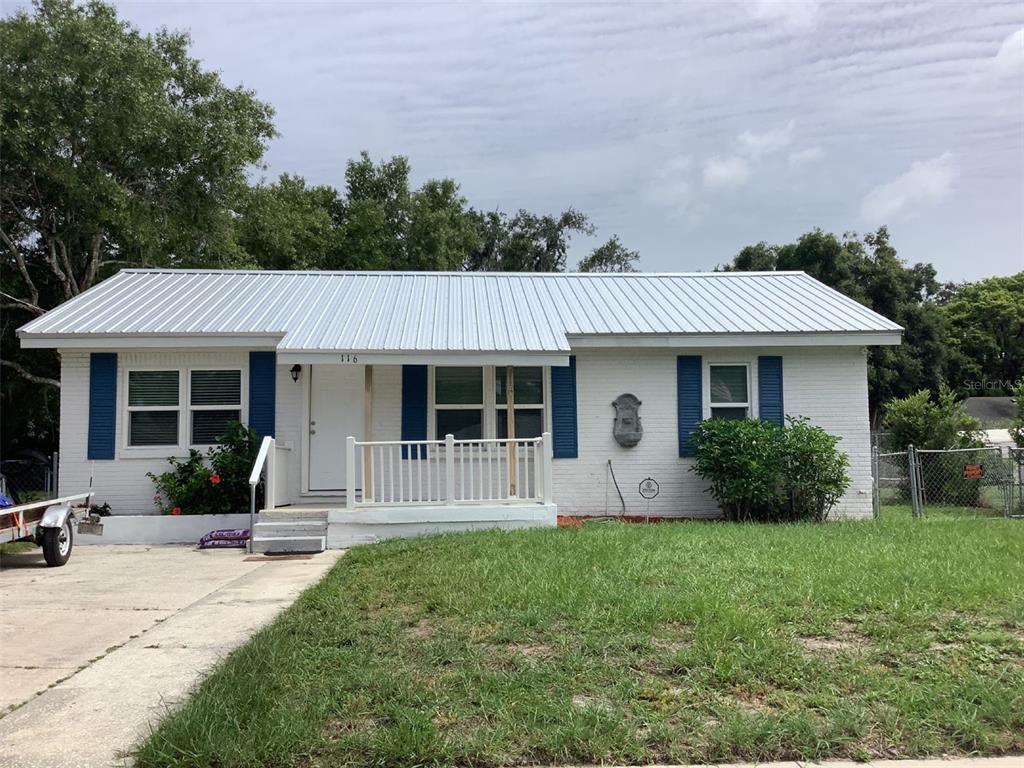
left=197, top=528, right=249, bottom=549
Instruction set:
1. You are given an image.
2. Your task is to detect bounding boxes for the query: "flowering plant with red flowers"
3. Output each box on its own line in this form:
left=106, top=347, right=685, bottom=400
left=148, top=422, right=262, bottom=515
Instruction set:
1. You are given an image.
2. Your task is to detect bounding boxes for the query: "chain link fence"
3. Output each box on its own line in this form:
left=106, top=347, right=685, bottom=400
left=0, top=452, right=58, bottom=505
left=872, top=443, right=1022, bottom=519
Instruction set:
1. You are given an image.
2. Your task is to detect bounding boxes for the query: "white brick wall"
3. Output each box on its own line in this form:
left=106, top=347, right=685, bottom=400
left=551, top=346, right=873, bottom=518
left=60, top=347, right=872, bottom=519
left=60, top=349, right=255, bottom=514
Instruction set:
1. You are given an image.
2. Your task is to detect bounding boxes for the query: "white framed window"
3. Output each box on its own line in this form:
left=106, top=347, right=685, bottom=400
left=124, top=366, right=246, bottom=451
left=709, top=364, right=750, bottom=420
left=189, top=369, right=242, bottom=445
left=433, top=366, right=484, bottom=440
left=495, top=366, right=545, bottom=439
left=127, top=370, right=181, bottom=447
left=430, top=365, right=549, bottom=440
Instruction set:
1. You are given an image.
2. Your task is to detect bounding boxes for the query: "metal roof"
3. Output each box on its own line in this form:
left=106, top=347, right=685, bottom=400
left=18, top=269, right=902, bottom=354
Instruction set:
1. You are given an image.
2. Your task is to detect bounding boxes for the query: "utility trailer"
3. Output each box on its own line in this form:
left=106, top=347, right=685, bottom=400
left=0, top=493, right=94, bottom=567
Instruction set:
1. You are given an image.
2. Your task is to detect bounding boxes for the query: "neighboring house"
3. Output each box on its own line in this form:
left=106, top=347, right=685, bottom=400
left=963, top=397, right=1017, bottom=449
left=18, top=269, right=902, bottom=548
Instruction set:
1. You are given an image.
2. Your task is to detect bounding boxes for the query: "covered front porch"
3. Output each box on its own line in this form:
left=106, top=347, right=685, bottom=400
left=251, top=358, right=562, bottom=551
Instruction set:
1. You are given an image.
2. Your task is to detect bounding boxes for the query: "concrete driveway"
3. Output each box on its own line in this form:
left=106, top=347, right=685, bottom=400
left=0, top=544, right=342, bottom=768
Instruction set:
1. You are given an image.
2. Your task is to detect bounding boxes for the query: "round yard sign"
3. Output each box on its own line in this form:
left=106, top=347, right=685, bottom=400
left=639, top=477, right=660, bottom=499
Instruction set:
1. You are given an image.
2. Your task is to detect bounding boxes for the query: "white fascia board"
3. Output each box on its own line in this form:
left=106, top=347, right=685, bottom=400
left=20, top=333, right=284, bottom=349
left=566, top=331, right=903, bottom=348
left=277, top=350, right=571, bottom=367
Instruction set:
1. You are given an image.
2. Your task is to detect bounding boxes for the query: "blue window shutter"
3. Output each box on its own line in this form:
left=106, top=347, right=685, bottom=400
left=88, top=353, right=117, bottom=460
left=550, top=356, right=578, bottom=459
left=248, top=351, right=276, bottom=438
left=758, top=355, right=784, bottom=426
left=401, top=365, right=428, bottom=459
left=677, top=355, right=702, bottom=458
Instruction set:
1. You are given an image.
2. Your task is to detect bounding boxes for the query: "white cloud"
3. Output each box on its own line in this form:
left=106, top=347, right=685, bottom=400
left=737, top=120, right=796, bottom=158
left=788, top=146, right=824, bottom=167
left=860, top=152, right=956, bottom=223
left=703, top=155, right=751, bottom=189
left=649, top=155, right=703, bottom=222
left=748, top=0, right=820, bottom=29
left=993, top=28, right=1024, bottom=77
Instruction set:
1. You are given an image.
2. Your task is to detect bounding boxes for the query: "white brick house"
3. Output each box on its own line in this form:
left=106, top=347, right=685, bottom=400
left=19, top=269, right=900, bottom=548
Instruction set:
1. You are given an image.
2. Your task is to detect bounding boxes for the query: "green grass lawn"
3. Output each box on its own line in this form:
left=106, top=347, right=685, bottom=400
left=135, top=518, right=1024, bottom=767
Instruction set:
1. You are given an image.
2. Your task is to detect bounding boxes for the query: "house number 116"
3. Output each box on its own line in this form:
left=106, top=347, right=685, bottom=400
left=339, top=354, right=359, bottom=363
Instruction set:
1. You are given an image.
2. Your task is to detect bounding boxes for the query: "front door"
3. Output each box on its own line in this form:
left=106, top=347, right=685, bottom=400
left=308, top=365, right=364, bottom=492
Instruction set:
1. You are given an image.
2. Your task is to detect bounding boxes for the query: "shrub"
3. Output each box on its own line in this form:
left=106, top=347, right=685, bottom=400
left=690, top=417, right=850, bottom=522
left=882, top=384, right=982, bottom=451
left=1011, top=380, right=1024, bottom=448
left=784, top=417, right=850, bottom=522
left=148, top=422, right=263, bottom=515
left=882, top=385, right=985, bottom=506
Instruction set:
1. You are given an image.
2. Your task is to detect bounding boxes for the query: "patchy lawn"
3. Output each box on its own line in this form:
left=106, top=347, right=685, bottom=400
left=135, top=518, right=1024, bottom=767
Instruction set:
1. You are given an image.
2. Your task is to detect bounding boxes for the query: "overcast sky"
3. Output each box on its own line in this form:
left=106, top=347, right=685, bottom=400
left=109, top=1, right=1024, bottom=280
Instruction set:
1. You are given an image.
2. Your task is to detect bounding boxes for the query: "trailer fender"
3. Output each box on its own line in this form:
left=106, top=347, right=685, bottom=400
left=39, top=504, right=73, bottom=529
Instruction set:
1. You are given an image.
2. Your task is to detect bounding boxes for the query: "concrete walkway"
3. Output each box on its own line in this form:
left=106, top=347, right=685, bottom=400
left=570, top=759, right=1023, bottom=768
left=0, top=544, right=342, bottom=768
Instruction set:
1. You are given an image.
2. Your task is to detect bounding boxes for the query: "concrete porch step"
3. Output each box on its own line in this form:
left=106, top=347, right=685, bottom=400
left=253, top=521, right=328, bottom=537
left=260, top=508, right=329, bottom=522
left=251, top=535, right=326, bottom=555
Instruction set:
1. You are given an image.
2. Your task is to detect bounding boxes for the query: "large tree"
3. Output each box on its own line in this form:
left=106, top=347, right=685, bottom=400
left=466, top=208, right=594, bottom=272
left=938, top=273, right=1024, bottom=396
left=235, top=175, right=342, bottom=271
left=0, top=0, right=275, bottom=450
left=577, top=235, right=640, bottom=273
left=723, top=227, right=949, bottom=420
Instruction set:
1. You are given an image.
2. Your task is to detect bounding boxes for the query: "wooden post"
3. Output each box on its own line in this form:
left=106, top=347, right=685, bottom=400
left=346, top=436, right=356, bottom=510
left=506, top=366, right=516, bottom=497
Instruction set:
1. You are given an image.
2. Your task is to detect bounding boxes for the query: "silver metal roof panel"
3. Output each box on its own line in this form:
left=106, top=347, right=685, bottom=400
left=18, top=269, right=903, bottom=352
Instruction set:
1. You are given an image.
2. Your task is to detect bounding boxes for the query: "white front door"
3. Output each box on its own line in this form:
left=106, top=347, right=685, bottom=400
left=308, top=365, right=364, bottom=492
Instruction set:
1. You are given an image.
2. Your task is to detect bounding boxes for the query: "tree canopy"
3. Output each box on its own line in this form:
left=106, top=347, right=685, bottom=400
left=2, top=0, right=1016, bottom=455
left=722, top=227, right=958, bottom=420
left=1, top=0, right=275, bottom=449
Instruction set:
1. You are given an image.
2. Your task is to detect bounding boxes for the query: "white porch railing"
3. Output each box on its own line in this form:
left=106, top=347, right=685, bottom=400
left=247, top=436, right=292, bottom=551
left=346, top=432, right=554, bottom=509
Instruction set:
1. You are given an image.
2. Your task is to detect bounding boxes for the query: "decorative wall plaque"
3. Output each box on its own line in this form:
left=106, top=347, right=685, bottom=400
left=612, top=393, right=643, bottom=447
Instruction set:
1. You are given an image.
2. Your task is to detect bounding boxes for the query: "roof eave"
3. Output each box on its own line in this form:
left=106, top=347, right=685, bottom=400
left=566, top=330, right=903, bottom=348
left=19, top=333, right=284, bottom=350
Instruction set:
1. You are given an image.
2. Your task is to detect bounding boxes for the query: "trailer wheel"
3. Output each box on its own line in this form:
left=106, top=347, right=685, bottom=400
left=42, top=520, right=73, bottom=567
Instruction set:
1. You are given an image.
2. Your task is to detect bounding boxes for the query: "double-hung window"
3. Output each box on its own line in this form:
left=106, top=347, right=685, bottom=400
left=189, top=370, right=242, bottom=445
left=709, top=364, right=750, bottom=419
left=495, top=366, right=545, bottom=438
left=127, top=371, right=180, bottom=446
left=434, top=367, right=483, bottom=440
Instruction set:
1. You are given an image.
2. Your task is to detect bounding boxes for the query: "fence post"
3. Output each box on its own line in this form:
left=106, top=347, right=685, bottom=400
left=346, top=436, right=356, bottom=510
left=51, top=451, right=60, bottom=497
left=907, top=444, right=922, bottom=519
left=871, top=444, right=880, bottom=519
left=445, top=433, right=455, bottom=505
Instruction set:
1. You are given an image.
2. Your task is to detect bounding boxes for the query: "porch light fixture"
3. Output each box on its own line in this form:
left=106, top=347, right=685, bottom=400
left=290, top=364, right=302, bottom=383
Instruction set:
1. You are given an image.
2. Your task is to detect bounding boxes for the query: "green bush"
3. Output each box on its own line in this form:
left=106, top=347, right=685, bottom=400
left=690, top=416, right=849, bottom=522
left=882, top=384, right=982, bottom=451
left=148, top=422, right=263, bottom=515
left=882, top=385, right=985, bottom=506
left=1011, top=380, right=1024, bottom=448
left=784, top=417, right=851, bottom=521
